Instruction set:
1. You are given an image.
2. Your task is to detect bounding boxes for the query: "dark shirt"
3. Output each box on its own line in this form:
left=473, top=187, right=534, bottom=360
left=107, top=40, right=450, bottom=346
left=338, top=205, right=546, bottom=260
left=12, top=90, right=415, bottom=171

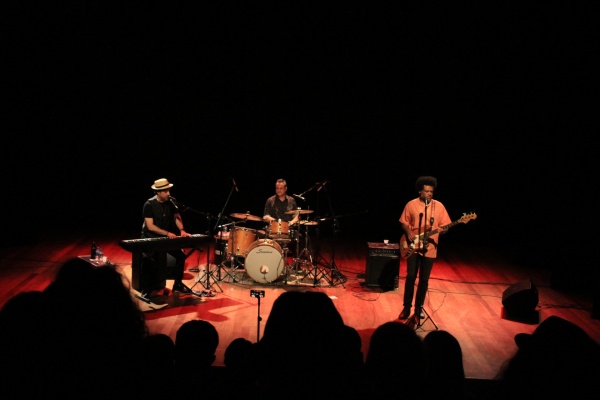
left=263, top=195, right=298, bottom=223
left=141, top=195, right=179, bottom=238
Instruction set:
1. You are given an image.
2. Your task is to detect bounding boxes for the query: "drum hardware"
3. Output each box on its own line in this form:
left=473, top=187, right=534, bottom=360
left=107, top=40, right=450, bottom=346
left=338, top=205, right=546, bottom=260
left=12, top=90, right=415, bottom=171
left=298, top=220, right=318, bottom=226
left=230, top=212, right=263, bottom=222
left=228, top=226, right=258, bottom=259
left=211, top=183, right=250, bottom=287
left=244, top=239, right=286, bottom=283
left=284, top=209, right=314, bottom=215
left=294, top=220, right=323, bottom=286
left=215, top=225, right=244, bottom=283
left=268, top=219, right=292, bottom=242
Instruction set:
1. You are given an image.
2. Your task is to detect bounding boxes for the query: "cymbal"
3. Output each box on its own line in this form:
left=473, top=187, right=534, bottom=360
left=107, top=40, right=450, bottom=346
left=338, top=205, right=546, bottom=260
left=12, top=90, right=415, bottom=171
left=284, top=209, right=314, bottom=215
left=230, top=212, right=262, bottom=222
left=299, top=220, right=318, bottom=226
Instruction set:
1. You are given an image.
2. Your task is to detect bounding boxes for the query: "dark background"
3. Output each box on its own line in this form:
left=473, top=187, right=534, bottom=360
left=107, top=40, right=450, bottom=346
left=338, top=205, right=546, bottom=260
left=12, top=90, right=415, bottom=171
left=3, top=3, right=595, bottom=288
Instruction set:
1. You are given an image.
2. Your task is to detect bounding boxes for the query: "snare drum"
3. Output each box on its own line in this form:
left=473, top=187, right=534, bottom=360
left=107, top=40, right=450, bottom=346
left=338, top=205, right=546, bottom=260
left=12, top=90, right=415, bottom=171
left=269, top=220, right=289, bottom=237
left=244, top=239, right=284, bottom=283
left=228, top=227, right=257, bottom=257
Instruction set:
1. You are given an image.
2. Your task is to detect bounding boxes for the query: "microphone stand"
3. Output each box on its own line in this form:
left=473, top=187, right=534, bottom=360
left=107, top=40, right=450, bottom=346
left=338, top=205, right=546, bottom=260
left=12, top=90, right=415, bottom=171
left=186, top=207, right=222, bottom=293
left=412, top=199, right=438, bottom=330
left=314, top=181, right=347, bottom=287
left=212, top=185, right=240, bottom=282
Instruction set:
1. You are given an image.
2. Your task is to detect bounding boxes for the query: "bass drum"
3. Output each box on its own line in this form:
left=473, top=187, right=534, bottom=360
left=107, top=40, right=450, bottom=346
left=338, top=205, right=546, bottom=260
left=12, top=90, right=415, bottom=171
left=244, top=239, right=284, bottom=283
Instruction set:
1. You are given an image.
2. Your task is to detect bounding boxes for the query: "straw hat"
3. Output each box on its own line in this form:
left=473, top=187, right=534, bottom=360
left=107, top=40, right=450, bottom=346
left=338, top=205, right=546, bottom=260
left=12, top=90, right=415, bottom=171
left=151, top=178, right=174, bottom=190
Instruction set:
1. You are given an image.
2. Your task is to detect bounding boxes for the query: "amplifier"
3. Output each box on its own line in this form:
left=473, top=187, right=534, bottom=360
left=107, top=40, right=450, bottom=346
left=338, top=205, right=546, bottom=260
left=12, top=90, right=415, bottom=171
left=366, top=242, right=400, bottom=290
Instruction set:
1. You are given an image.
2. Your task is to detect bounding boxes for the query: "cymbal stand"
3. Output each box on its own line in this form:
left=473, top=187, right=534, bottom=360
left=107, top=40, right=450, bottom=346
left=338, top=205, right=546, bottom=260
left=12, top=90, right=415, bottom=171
left=297, top=223, right=329, bottom=286
left=281, top=242, right=292, bottom=285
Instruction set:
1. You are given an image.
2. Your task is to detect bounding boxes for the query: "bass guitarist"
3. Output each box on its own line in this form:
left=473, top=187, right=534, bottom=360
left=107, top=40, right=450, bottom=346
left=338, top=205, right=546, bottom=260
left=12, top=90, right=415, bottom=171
left=398, top=176, right=452, bottom=320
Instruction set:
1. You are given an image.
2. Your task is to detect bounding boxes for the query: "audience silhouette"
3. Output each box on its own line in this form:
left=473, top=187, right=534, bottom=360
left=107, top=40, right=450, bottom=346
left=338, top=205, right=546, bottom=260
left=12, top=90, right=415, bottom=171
left=495, top=315, right=600, bottom=399
left=422, top=329, right=478, bottom=400
left=364, top=321, right=426, bottom=399
left=174, top=319, right=224, bottom=394
left=245, top=290, right=362, bottom=399
left=37, top=257, right=148, bottom=399
left=3, top=257, right=600, bottom=400
left=141, top=332, right=177, bottom=391
left=223, top=337, right=254, bottom=395
left=0, top=290, right=48, bottom=399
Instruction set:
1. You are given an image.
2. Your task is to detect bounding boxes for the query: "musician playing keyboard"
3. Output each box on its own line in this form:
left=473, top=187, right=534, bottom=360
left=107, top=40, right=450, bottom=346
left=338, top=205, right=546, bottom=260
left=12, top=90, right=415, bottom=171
left=141, top=178, right=200, bottom=297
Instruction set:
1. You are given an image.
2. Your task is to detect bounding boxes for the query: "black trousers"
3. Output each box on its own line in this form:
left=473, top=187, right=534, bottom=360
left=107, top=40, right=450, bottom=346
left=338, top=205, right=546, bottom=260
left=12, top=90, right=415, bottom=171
left=402, top=255, right=435, bottom=308
left=141, top=249, right=186, bottom=292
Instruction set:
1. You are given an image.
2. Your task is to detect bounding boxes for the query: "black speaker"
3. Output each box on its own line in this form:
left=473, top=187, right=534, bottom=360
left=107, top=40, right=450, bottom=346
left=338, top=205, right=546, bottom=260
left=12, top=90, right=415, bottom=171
left=502, top=279, right=538, bottom=318
left=366, top=242, right=399, bottom=291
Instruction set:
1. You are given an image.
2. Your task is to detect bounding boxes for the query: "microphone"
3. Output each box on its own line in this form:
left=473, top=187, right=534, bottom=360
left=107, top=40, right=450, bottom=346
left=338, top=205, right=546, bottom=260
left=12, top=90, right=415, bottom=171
left=169, top=196, right=179, bottom=211
left=232, top=178, right=239, bottom=192
left=317, top=179, right=329, bottom=192
left=425, top=198, right=430, bottom=206
left=292, top=194, right=305, bottom=201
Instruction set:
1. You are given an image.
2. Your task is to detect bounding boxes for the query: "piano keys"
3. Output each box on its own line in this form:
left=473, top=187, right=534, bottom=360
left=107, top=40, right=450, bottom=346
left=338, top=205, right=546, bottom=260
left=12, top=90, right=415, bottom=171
left=119, top=233, right=212, bottom=253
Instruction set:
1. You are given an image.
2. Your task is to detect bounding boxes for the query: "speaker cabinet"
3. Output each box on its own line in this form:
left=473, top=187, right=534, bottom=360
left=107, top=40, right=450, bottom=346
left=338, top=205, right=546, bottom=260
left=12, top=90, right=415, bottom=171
left=502, top=279, right=539, bottom=319
left=366, top=242, right=399, bottom=291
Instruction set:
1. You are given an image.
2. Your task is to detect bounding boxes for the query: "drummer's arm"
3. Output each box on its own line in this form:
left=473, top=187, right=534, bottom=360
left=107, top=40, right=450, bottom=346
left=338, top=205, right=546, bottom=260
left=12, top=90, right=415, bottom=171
left=290, top=212, right=299, bottom=226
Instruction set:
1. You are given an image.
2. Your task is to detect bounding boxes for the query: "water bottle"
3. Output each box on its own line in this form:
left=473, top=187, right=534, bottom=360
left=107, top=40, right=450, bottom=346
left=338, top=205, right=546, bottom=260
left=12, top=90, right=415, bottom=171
left=90, top=242, right=97, bottom=261
left=394, top=274, right=399, bottom=290
left=96, top=246, right=104, bottom=264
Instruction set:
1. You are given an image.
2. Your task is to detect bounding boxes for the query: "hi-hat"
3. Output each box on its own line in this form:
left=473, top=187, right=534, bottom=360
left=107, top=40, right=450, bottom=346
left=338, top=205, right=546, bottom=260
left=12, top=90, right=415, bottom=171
left=284, top=209, right=314, bottom=215
left=299, top=220, right=318, bottom=225
left=230, top=212, right=262, bottom=222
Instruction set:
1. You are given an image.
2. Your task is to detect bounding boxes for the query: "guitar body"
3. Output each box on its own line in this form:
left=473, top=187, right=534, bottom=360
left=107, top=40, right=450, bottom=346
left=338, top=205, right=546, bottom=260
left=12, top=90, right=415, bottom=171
left=399, top=212, right=477, bottom=259
left=400, top=231, right=428, bottom=259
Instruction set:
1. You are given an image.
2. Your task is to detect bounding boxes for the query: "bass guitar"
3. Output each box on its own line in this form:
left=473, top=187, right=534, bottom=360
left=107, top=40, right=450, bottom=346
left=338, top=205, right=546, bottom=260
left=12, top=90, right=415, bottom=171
left=399, top=212, right=477, bottom=259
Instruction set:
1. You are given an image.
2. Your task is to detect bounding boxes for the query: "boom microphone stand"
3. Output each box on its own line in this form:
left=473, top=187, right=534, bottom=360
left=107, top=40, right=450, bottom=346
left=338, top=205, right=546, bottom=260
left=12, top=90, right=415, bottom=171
left=211, top=181, right=239, bottom=283
left=168, top=198, right=219, bottom=295
left=309, top=180, right=347, bottom=287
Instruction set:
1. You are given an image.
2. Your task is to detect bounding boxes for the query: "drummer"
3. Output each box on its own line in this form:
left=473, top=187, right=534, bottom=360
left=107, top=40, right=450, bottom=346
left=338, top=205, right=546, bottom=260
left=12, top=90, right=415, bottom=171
left=263, top=178, right=300, bottom=230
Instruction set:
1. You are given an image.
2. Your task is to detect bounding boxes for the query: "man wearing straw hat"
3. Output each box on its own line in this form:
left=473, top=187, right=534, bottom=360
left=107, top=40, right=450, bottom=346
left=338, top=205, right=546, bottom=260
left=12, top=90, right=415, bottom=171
left=141, top=178, right=199, bottom=297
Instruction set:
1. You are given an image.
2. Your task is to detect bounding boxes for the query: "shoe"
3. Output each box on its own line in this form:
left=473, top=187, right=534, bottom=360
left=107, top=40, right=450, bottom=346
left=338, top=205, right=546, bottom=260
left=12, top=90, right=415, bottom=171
left=140, top=287, right=165, bottom=299
left=416, top=308, right=425, bottom=319
left=172, top=283, right=200, bottom=296
left=398, top=307, right=411, bottom=320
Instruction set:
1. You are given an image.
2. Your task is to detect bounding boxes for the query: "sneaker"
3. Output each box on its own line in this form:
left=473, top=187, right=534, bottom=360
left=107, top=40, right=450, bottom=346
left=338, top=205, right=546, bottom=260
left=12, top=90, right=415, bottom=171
left=398, top=307, right=411, bottom=320
left=416, top=307, right=425, bottom=319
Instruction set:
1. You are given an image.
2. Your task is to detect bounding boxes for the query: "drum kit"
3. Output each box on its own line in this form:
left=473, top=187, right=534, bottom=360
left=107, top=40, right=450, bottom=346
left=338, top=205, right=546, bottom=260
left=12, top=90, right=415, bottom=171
left=215, top=209, right=319, bottom=284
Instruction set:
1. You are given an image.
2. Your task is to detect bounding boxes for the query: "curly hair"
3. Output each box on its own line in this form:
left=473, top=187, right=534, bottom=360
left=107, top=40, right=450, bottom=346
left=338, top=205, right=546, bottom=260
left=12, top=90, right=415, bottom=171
left=415, top=176, right=437, bottom=191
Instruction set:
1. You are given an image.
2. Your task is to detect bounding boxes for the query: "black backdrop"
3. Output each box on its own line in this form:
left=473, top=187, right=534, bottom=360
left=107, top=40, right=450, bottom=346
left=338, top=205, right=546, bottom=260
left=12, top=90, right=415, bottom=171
left=3, top=3, right=594, bottom=290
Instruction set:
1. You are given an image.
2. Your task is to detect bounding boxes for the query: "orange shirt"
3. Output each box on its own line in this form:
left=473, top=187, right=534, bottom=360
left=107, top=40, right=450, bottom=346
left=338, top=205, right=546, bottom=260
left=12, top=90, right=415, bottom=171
left=399, top=198, right=451, bottom=258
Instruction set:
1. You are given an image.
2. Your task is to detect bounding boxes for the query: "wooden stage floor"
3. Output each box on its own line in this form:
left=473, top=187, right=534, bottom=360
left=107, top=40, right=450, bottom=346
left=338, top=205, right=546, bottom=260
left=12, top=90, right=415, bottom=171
left=1, top=229, right=598, bottom=382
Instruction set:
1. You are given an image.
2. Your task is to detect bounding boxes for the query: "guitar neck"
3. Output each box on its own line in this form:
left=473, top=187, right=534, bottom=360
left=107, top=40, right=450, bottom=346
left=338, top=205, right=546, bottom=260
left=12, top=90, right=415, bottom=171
left=422, top=219, right=462, bottom=239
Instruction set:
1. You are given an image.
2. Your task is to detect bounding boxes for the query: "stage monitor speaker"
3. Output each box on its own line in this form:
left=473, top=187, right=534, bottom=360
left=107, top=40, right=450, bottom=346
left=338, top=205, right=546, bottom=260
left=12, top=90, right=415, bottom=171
left=502, top=279, right=538, bottom=318
left=366, top=242, right=400, bottom=291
